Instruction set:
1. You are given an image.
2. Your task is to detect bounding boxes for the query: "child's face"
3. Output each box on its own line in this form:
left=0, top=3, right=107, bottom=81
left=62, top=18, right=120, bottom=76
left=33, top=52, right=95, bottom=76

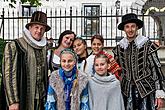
left=94, top=57, right=108, bottom=76
left=91, top=38, right=103, bottom=54
left=73, top=39, right=86, bottom=56
left=60, top=53, right=76, bottom=72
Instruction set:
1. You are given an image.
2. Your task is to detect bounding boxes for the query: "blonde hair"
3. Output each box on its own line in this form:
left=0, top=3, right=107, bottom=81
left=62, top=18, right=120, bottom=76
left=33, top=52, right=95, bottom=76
left=94, top=54, right=109, bottom=65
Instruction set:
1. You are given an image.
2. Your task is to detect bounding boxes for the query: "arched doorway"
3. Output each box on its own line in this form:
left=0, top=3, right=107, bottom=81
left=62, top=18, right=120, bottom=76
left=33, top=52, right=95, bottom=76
left=131, top=0, right=165, bottom=45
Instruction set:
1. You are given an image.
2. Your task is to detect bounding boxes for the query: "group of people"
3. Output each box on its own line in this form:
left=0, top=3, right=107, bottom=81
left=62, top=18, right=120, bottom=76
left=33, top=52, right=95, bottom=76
left=1, top=10, right=165, bottom=110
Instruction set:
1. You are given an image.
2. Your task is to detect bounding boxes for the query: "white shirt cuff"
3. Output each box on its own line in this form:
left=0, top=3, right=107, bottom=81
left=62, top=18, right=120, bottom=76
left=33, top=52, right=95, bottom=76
left=156, top=90, right=165, bottom=99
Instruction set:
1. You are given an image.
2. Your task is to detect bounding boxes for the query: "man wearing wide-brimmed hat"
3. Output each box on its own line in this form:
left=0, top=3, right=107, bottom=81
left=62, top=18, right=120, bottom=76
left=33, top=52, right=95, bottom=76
left=113, top=13, right=165, bottom=110
left=2, top=11, right=51, bottom=110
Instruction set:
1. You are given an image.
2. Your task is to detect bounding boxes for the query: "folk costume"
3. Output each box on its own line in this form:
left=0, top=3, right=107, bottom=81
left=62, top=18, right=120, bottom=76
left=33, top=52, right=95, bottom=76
left=45, top=68, right=89, bottom=110
left=47, top=31, right=76, bottom=73
left=113, top=13, right=165, bottom=110
left=74, top=37, right=89, bottom=70
left=81, top=50, right=122, bottom=79
left=2, top=11, right=50, bottom=110
left=77, top=56, right=86, bottom=66
left=45, top=49, right=89, bottom=110
left=47, top=49, right=60, bottom=72
left=80, top=54, right=95, bottom=75
left=88, top=73, right=125, bottom=110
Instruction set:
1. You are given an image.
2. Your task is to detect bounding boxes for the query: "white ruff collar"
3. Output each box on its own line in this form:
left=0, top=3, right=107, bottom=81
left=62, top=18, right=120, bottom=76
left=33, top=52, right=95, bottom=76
left=119, top=35, right=149, bottom=49
left=23, top=28, right=47, bottom=48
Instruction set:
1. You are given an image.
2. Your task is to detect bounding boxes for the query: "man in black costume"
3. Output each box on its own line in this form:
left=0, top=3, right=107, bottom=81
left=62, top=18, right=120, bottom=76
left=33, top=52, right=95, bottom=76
left=113, top=13, right=165, bottom=110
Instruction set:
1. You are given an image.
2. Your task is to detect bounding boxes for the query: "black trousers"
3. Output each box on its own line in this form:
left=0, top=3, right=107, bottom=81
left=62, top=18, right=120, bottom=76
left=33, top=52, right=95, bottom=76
left=123, top=84, right=156, bottom=110
left=34, top=99, right=44, bottom=110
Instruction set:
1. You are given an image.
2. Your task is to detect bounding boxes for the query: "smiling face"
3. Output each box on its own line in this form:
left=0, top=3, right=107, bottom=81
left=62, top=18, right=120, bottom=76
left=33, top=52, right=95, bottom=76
left=73, top=39, right=87, bottom=57
left=94, top=57, right=108, bottom=76
left=28, top=24, right=46, bottom=41
left=91, top=38, right=103, bottom=54
left=60, top=52, right=76, bottom=72
left=124, top=23, right=138, bottom=41
left=61, top=34, right=75, bottom=48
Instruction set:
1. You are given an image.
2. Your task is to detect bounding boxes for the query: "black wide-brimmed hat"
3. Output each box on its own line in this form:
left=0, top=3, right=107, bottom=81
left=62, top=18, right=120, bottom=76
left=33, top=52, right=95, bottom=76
left=118, top=13, right=143, bottom=30
left=26, top=11, right=51, bottom=32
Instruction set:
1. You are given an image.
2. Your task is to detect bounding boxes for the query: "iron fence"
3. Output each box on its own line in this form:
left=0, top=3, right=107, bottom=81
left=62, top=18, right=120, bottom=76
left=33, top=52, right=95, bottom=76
left=0, top=6, right=165, bottom=47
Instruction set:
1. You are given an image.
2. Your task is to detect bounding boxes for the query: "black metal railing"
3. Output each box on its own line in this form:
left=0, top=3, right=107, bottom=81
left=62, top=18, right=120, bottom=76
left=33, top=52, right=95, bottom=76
left=0, top=6, right=165, bottom=47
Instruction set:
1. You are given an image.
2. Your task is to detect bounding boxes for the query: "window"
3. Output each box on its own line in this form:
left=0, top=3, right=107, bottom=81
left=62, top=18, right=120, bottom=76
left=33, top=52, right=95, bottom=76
left=22, top=5, right=37, bottom=16
left=84, top=5, right=100, bottom=37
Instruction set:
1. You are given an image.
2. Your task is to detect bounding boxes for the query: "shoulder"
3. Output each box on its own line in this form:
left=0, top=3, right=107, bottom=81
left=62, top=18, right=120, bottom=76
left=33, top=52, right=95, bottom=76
left=47, top=49, right=54, bottom=55
left=87, top=54, right=95, bottom=59
left=50, top=70, right=59, bottom=79
left=49, top=70, right=62, bottom=87
left=78, top=70, right=88, bottom=78
left=4, top=40, right=17, bottom=53
left=147, top=40, right=160, bottom=54
left=54, top=48, right=61, bottom=56
left=112, top=45, right=121, bottom=55
left=49, top=70, right=60, bottom=82
left=77, top=70, right=89, bottom=83
left=52, top=53, right=60, bottom=64
left=86, top=54, right=95, bottom=63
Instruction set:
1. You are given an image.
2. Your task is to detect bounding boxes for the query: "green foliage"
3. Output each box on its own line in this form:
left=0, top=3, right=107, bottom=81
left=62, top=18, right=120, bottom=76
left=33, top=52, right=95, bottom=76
left=0, top=38, right=5, bottom=83
left=9, top=0, right=42, bottom=7
left=22, top=0, right=42, bottom=6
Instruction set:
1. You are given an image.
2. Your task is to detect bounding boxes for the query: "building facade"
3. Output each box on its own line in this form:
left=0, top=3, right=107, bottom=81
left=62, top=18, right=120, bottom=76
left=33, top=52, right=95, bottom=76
left=0, top=0, right=164, bottom=47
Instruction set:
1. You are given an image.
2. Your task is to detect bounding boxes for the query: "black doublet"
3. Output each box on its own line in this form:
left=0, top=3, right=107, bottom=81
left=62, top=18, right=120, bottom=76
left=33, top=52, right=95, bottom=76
left=113, top=40, right=165, bottom=98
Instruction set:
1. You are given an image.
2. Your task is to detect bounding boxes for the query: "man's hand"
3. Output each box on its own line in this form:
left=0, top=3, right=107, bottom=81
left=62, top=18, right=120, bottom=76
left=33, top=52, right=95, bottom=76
left=9, top=103, right=19, bottom=110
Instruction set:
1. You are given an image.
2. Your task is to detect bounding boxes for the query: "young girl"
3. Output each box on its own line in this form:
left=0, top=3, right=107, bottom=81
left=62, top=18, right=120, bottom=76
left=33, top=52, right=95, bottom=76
left=80, top=34, right=104, bottom=75
left=88, top=54, right=124, bottom=110
left=45, top=48, right=90, bottom=110
left=81, top=34, right=121, bottom=79
left=73, top=37, right=88, bottom=69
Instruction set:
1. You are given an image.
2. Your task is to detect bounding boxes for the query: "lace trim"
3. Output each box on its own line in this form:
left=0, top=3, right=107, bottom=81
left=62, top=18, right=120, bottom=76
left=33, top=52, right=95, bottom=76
left=156, top=90, right=165, bottom=99
left=119, top=35, right=148, bottom=49
left=23, top=28, right=46, bottom=48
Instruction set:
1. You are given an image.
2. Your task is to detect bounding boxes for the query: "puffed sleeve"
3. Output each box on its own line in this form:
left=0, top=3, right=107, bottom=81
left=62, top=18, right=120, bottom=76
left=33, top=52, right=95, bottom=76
left=2, top=41, right=19, bottom=105
left=147, top=42, right=165, bottom=98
